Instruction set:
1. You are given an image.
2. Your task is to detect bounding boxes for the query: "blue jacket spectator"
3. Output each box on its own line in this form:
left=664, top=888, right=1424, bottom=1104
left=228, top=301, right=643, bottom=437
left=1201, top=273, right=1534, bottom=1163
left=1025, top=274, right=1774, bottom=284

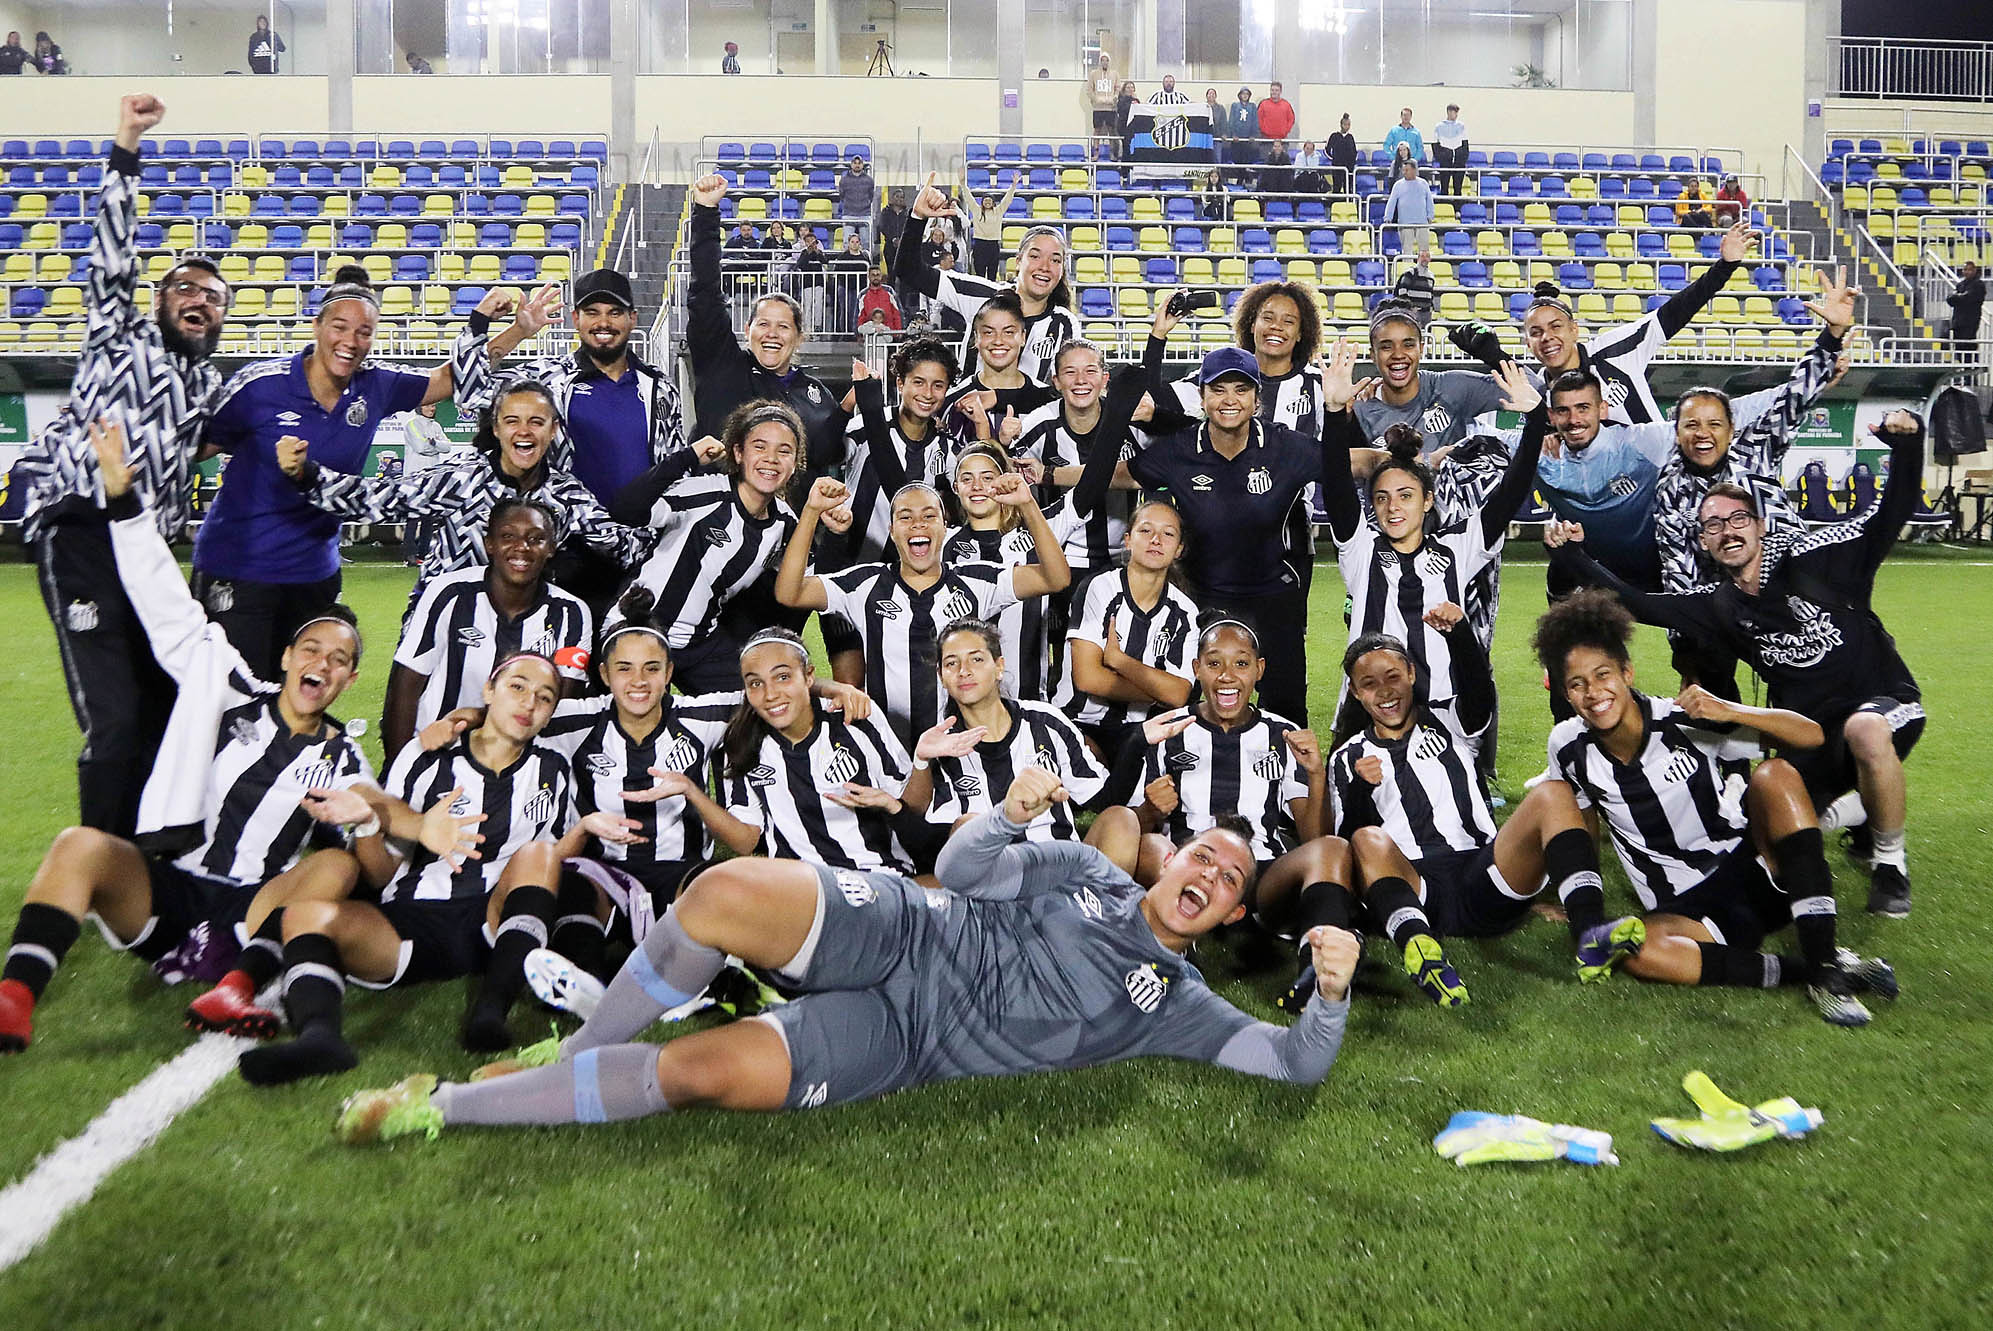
left=1381, top=168, right=1436, bottom=225
left=1382, top=109, right=1424, bottom=163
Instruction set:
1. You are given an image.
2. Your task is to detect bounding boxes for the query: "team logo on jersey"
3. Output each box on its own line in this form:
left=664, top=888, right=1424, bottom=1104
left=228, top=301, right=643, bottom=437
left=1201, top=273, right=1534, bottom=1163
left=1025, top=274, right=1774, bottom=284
left=1167, top=750, right=1200, bottom=771
left=229, top=716, right=261, bottom=748
left=276, top=411, right=302, bottom=426
left=345, top=400, right=369, bottom=427
left=953, top=774, right=983, bottom=797
left=1420, top=405, right=1454, bottom=436
left=450, top=790, right=474, bottom=816
left=1249, top=748, right=1286, bottom=781
left=1073, top=885, right=1104, bottom=920
left=746, top=764, right=778, bottom=788
left=1661, top=745, right=1700, bottom=785
left=63, top=600, right=99, bottom=633
left=523, top=786, right=556, bottom=824
left=456, top=626, right=488, bottom=648
left=529, top=630, right=558, bottom=656
left=1190, top=474, right=1214, bottom=492
left=1416, top=548, right=1451, bottom=579
left=1412, top=726, right=1449, bottom=762
left=702, top=524, right=734, bottom=550
left=821, top=745, right=861, bottom=786
left=872, top=598, right=904, bottom=620
left=1246, top=467, right=1273, bottom=496
left=1154, top=622, right=1182, bottom=656
left=660, top=735, right=701, bottom=772
left=289, top=756, right=337, bottom=790
left=939, top=587, right=977, bottom=622
left=1609, top=475, right=1639, bottom=499
left=807, top=384, right=824, bottom=404
left=1034, top=745, right=1061, bottom=775
left=205, top=581, right=235, bottom=614
left=799, top=1081, right=829, bottom=1108
left=835, top=869, right=877, bottom=907
left=585, top=752, right=619, bottom=777
left=1602, top=379, right=1630, bottom=410
left=1124, top=963, right=1170, bottom=1013
left=923, top=887, right=949, bottom=910
left=1756, top=596, right=1843, bottom=670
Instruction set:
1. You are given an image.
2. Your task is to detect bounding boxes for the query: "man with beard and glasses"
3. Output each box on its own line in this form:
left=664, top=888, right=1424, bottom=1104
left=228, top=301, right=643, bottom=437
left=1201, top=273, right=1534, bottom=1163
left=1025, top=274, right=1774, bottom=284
left=15, top=93, right=232, bottom=837
left=451, top=269, right=685, bottom=614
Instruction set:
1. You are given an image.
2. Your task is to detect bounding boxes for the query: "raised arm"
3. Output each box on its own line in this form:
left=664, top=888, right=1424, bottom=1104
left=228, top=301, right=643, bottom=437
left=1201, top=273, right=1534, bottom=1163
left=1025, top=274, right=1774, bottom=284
left=1544, top=524, right=1719, bottom=639
left=1475, top=365, right=1549, bottom=544
left=686, top=174, right=745, bottom=372
left=993, top=476, right=1072, bottom=599
left=1439, top=614, right=1496, bottom=737
left=1863, top=410, right=1926, bottom=576
left=1673, top=684, right=1824, bottom=751
left=1653, top=222, right=1753, bottom=339
left=896, top=173, right=950, bottom=301
left=549, top=472, right=655, bottom=568
left=932, top=775, right=1107, bottom=900
left=1072, top=365, right=1150, bottom=519
left=87, top=96, right=160, bottom=340
left=850, top=368, right=911, bottom=494
left=1317, top=339, right=1378, bottom=542
left=607, top=436, right=719, bottom=526
left=773, top=478, right=844, bottom=611
left=453, top=285, right=559, bottom=408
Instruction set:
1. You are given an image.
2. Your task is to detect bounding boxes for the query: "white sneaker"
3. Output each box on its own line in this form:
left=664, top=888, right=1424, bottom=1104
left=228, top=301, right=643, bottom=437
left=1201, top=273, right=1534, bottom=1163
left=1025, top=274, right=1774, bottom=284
left=524, top=948, right=605, bottom=1020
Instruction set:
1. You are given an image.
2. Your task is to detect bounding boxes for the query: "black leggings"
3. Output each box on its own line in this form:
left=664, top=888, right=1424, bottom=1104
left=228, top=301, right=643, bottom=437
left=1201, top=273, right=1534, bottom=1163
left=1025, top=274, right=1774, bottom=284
left=190, top=568, right=343, bottom=683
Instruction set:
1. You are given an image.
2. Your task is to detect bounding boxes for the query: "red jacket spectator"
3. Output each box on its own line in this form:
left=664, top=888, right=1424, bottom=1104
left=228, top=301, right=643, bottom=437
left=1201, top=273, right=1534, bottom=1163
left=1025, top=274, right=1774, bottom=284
left=858, top=281, right=904, bottom=331
left=1714, top=179, right=1749, bottom=225
left=1257, top=88, right=1296, bottom=143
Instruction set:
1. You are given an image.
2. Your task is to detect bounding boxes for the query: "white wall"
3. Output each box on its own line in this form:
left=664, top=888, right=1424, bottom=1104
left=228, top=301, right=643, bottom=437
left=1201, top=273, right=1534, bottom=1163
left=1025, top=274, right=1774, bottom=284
left=1650, top=0, right=1805, bottom=181
left=0, top=73, right=331, bottom=137
left=352, top=74, right=610, bottom=135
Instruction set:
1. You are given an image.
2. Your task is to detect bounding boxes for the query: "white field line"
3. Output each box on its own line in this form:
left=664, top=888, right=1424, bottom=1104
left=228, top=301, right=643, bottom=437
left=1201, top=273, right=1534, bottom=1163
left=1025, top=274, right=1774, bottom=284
left=0, top=991, right=275, bottom=1273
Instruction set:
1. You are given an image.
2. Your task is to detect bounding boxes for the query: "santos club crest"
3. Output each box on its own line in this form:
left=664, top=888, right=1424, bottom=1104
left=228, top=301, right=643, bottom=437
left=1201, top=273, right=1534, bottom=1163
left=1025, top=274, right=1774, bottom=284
left=1125, top=963, right=1170, bottom=1012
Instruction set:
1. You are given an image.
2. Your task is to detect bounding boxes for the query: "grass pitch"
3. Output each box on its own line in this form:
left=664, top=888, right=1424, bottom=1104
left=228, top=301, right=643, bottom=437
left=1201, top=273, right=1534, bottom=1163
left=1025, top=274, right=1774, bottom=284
left=1, top=549, right=1991, bottom=1330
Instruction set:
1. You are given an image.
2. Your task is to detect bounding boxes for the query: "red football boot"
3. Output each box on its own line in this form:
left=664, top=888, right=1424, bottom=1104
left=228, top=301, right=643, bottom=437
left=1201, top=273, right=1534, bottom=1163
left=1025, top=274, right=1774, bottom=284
left=185, top=971, right=280, bottom=1039
left=0, top=977, right=34, bottom=1053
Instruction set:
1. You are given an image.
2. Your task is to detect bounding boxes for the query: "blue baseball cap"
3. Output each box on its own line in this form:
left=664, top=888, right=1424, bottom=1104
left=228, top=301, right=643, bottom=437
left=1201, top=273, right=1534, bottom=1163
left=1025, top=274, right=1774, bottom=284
left=1197, top=346, right=1262, bottom=386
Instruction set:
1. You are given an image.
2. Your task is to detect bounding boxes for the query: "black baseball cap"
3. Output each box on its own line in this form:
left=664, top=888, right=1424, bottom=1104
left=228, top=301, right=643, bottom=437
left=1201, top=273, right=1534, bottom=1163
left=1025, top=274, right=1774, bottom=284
left=573, top=268, right=635, bottom=311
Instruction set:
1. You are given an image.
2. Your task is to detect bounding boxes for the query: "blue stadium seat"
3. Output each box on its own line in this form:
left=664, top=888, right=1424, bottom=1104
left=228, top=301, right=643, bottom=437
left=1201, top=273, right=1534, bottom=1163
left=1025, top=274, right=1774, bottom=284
left=490, top=140, right=515, bottom=158
left=557, top=194, right=587, bottom=217
left=1104, top=226, right=1135, bottom=251
left=1582, top=152, right=1609, bottom=171
left=1466, top=150, right=1489, bottom=167
left=1493, top=150, right=1519, bottom=169
left=1297, top=200, right=1327, bottom=222
left=572, top=165, right=598, bottom=186
left=1064, top=197, right=1096, bottom=220
left=1574, top=233, right=1605, bottom=257
left=1174, top=226, right=1206, bottom=252
left=325, top=140, right=354, bottom=159
left=288, top=196, right=321, bottom=217
left=1523, top=151, right=1550, bottom=169
left=1777, top=297, right=1808, bottom=324
left=162, top=139, right=191, bottom=158
left=151, top=194, right=185, bottom=217
left=61, top=223, right=91, bottom=248
left=1540, top=176, right=1567, bottom=198
left=341, top=222, right=374, bottom=246
left=270, top=224, right=304, bottom=247
left=1508, top=292, right=1532, bottom=320
left=1029, top=167, right=1056, bottom=189
left=397, top=255, right=431, bottom=280
left=517, top=139, right=546, bottom=158
left=405, top=165, right=434, bottom=186
left=1145, top=258, right=1177, bottom=283
left=1058, top=144, right=1086, bottom=162
left=439, top=164, right=468, bottom=187
left=1555, top=204, right=1583, bottom=226
left=1080, top=287, right=1113, bottom=317
left=11, top=288, right=47, bottom=317
left=0, top=140, right=25, bottom=159
left=451, top=139, right=481, bottom=158
left=582, top=141, right=609, bottom=161
left=994, top=144, right=1022, bottom=163
left=1512, top=232, right=1541, bottom=256
left=450, top=286, right=486, bottom=316
left=1005, top=196, right=1029, bottom=218
left=1553, top=152, right=1579, bottom=171
left=1266, top=200, right=1294, bottom=223
left=1628, top=178, right=1656, bottom=199
left=301, top=165, right=332, bottom=188
left=1458, top=202, right=1488, bottom=224
left=1442, top=230, right=1472, bottom=255
left=1698, top=233, right=1722, bottom=257
left=1638, top=153, right=1665, bottom=170
left=1308, top=229, right=1339, bottom=254
left=549, top=222, right=582, bottom=249
left=1354, top=259, right=1385, bottom=286
left=965, top=143, right=991, bottom=162
left=492, top=194, right=524, bottom=216
left=1251, top=258, right=1282, bottom=283
left=288, top=255, right=317, bottom=280
left=355, top=193, right=388, bottom=217
left=410, top=223, right=442, bottom=248
left=1507, top=174, right=1532, bottom=196
left=390, top=195, right=421, bottom=217
left=1460, top=260, right=1490, bottom=288
left=1656, top=178, right=1682, bottom=200
left=387, top=140, right=416, bottom=158
left=1357, top=173, right=1380, bottom=196
left=1658, top=263, right=1686, bottom=289
left=481, top=222, right=512, bottom=246
left=1166, top=196, right=1196, bottom=221
left=1026, top=143, right=1053, bottom=162
left=1753, top=266, right=1785, bottom=291
left=1241, top=229, right=1274, bottom=254
left=1558, top=261, right=1592, bottom=289
left=1636, top=232, right=1667, bottom=258
left=1495, top=202, right=1521, bottom=225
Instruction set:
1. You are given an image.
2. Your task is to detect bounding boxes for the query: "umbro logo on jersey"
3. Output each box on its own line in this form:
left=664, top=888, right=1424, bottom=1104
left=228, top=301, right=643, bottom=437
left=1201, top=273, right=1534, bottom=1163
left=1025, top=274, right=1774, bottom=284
left=585, top=752, right=618, bottom=777
left=229, top=717, right=261, bottom=748
left=1662, top=746, right=1700, bottom=784
left=1250, top=748, right=1285, bottom=781
left=523, top=786, right=556, bottom=824
left=1609, top=475, right=1639, bottom=498
left=289, top=756, right=336, bottom=789
left=1167, top=750, right=1200, bottom=771
left=954, top=774, right=983, bottom=797
left=1190, top=474, right=1214, bottom=491
left=276, top=411, right=302, bottom=426
left=457, top=626, right=487, bottom=647
left=1073, top=885, right=1104, bottom=920
left=747, top=764, right=777, bottom=788
left=64, top=600, right=99, bottom=632
left=450, top=791, right=474, bottom=816
left=703, top=525, right=734, bottom=549
left=1412, top=726, right=1448, bottom=762
left=661, top=735, right=702, bottom=772
left=872, top=599, right=904, bottom=620
left=1246, top=467, right=1273, bottom=496
left=1124, top=963, right=1169, bottom=1013
left=836, top=869, right=877, bottom=907
left=821, top=745, right=861, bottom=786
left=799, top=1081, right=829, bottom=1108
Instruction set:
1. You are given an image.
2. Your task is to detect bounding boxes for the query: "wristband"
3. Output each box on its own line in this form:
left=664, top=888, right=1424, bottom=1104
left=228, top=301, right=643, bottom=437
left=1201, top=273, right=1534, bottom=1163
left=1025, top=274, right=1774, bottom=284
left=468, top=311, right=492, bottom=337
left=347, top=815, right=382, bottom=841
left=911, top=756, right=930, bottom=772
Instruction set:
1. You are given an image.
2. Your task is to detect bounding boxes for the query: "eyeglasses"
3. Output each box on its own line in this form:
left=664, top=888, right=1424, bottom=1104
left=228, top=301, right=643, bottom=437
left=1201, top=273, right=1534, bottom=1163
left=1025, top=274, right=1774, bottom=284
left=1698, top=509, right=1757, bottom=536
left=168, top=279, right=230, bottom=309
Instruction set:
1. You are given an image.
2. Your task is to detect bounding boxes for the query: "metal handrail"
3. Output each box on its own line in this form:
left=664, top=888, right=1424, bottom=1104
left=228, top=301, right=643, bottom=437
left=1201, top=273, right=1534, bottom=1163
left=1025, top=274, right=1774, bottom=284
left=1832, top=36, right=1993, bottom=102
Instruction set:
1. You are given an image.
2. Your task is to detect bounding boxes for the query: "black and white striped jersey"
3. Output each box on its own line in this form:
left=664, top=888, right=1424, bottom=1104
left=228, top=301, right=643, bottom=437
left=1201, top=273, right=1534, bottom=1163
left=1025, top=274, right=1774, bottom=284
left=539, top=692, right=737, bottom=873
left=1058, top=566, right=1200, bottom=729
left=619, top=474, right=796, bottom=648
left=1142, top=711, right=1312, bottom=863
left=926, top=700, right=1106, bottom=842
left=298, top=447, right=652, bottom=590
left=941, top=505, right=1083, bottom=702
left=1546, top=692, right=1761, bottom=912
left=1170, top=360, right=1326, bottom=438
left=17, top=150, right=222, bottom=542
left=1329, top=713, right=1495, bottom=861
left=378, top=734, right=575, bottom=905
left=393, top=569, right=593, bottom=730
left=937, top=374, right=1059, bottom=461
left=841, top=384, right=948, bottom=566
left=1335, top=521, right=1500, bottom=717
left=722, top=701, right=914, bottom=871
left=820, top=561, right=1023, bottom=744
left=921, top=270, right=1079, bottom=385
left=1013, top=399, right=1139, bottom=571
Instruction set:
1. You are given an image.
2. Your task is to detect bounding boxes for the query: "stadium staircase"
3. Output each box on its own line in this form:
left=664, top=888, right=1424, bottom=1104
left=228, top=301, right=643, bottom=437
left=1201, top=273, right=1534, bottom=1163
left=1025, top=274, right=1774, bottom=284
left=619, top=183, right=684, bottom=319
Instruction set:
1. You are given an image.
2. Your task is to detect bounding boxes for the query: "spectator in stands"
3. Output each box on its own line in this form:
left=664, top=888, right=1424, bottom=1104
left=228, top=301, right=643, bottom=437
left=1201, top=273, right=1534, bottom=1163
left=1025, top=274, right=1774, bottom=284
left=1381, top=160, right=1435, bottom=268
left=1382, top=107, right=1422, bottom=164
left=248, top=15, right=285, bottom=74
left=1260, top=139, right=1293, bottom=194
left=397, top=401, right=451, bottom=564
left=1326, top=113, right=1357, bottom=196
left=878, top=188, right=909, bottom=258
left=1197, top=168, right=1228, bottom=221
left=762, top=219, right=791, bottom=253
left=1116, top=80, right=1138, bottom=158
left=406, top=52, right=433, bottom=74
left=1227, top=87, right=1258, bottom=171
left=1431, top=103, right=1467, bottom=198
left=834, top=232, right=870, bottom=331
left=722, top=41, right=741, bottom=74
left=965, top=171, right=1020, bottom=281
left=1090, top=55, right=1118, bottom=142
left=1205, top=88, right=1227, bottom=158
left=1156, top=74, right=1188, bottom=105
left=838, top=154, right=877, bottom=250
left=726, top=220, right=759, bottom=250
left=922, top=219, right=955, bottom=271
left=1676, top=178, right=1716, bottom=229
left=1258, top=81, right=1296, bottom=155
left=792, top=228, right=831, bottom=330
left=1949, top=261, right=1985, bottom=358
left=1714, top=175, right=1749, bottom=225
left=859, top=267, right=904, bottom=332
left=0, top=31, right=29, bottom=74
left=32, top=31, right=64, bottom=74
left=1293, top=141, right=1326, bottom=194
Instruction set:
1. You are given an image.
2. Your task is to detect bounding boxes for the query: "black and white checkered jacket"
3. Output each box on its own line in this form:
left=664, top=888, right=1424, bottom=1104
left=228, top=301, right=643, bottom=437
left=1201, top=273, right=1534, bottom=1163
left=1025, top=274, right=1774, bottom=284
left=15, top=146, right=222, bottom=542
left=296, top=447, right=653, bottom=587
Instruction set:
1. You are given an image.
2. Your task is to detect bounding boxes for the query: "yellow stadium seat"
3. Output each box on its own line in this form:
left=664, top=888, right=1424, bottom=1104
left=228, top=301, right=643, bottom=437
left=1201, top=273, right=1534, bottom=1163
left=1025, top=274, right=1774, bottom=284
left=24, top=221, right=56, bottom=249
left=217, top=254, right=251, bottom=284
left=1116, top=287, right=1150, bottom=317
left=803, top=197, right=833, bottom=220
left=1285, top=259, right=1317, bottom=283
left=1569, top=177, right=1597, bottom=200
left=1060, top=168, right=1090, bottom=190
left=1930, top=186, right=1957, bottom=207
left=1217, top=257, right=1248, bottom=285
left=1427, top=260, right=1454, bottom=285
left=1199, top=321, right=1230, bottom=347
left=1867, top=185, right=1897, bottom=210
left=223, top=193, right=252, bottom=219
left=524, top=194, right=556, bottom=218
left=1744, top=296, right=1776, bottom=324
left=1082, top=320, right=1120, bottom=351
left=1432, top=202, right=1458, bottom=226
left=142, top=254, right=174, bottom=282
left=1667, top=232, right=1698, bottom=258
left=1001, top=225, right=1026, bottom=248
left=1893, top=241, right=1918, bottom=267
left=1321, top=260, right=1352, bottom=286
left=37, top=253, right=72, bottom=281
left=1076, top=256, right=1107, bottom=283
left=1029, top=196, right=1059, bottom=220
left=1732, top=327, right=1765, bottom=359
left=321, top=194, right=350, bottom=217
left=1132, top=196, right=1163, bottom=220
left=1611, top=293, right=1644, bottom=321
left=236, top=223, right=268, bottom=249
left=1232, top=199, right=1262, bottom=224
left=1700, top=327, right=1732, bottom=359
left=23, top=319, right=59, bottom=344
left=1069, top=225, right=1101, bottom=250
left=1576, top=292, right=1609, bottom=322
left=1626, top=261, right=1656, bottom=289
left=305, top=224, right=334, bottom=249
left=14, top=194, right=47, bottom=218
left=1617, top=205, right=1645, bottom=228
left=268, top=287, right=300, bottom=318
left=1491, top=260, right=1522, bottom=288
left=1, top=253, right=31, bottom=282
left=1591, top=261, right=1621, bottom=288
left=0, top=321, right=20, bottom=350
left=422, top=284, right=452, bottom=315
left=369, top=165, right=404, bottom=188
left=1439, top=292, right=1471, bottom=322
left=163, top=223, right=196, bottom=250
left=541, top=254, right=572, bottom=281
left=1527, top=261, right=1557, bottom=287
left=1475, top=230, right=1506, bottom=256
left=1341, top=230, right=1372, bottom=256
left=1842, top=185, right=1869, bottom=210
left=45, top=285, right=82, bottom=318
left=252, top=255, right=285, bottom=283
left=231, top=287, right=268, bottom=317
left=1182, top=257, right=1215, bottom=284
left=1539, top=230, right=1572, bottom=257
left=1605, top=231, right=1635, bottom=258
left=1330, top=200, right=1359, bottom=224
left=381, top=285, right=415, bottom=317
left=421, top=193, right=453, bottom=218
left=375, top=223, right=408, bottom=249
left=1207, top=226, right=1238, bottom=253
left=1473, top=291, right=1507, bottom=320
left=1273, top=228, right=1305, bottom=254
left=503, top=164, right=535, bottom=189
left=776, top=168, right=806, bottom=190
left=1111, top=255, right=1142, bottom=282
left=1874, top=160, right=1902, bottom=180
left=239, top=165, right=269, bottom=188
left=362, top=254, right=393, bottom=284
left=1767, top=327, right=1800, bottom=357
left=1138, top=226, right=1169, bottom=253
left=514, top=222, right=546, bottom=248
left=735, top=197, right=766, bottom=220
left=1709, top=295, right=1743, bottom=323
left=1333, top=291, right=1364, bottom=321
left=1524, top=203, right=1553, bottom=227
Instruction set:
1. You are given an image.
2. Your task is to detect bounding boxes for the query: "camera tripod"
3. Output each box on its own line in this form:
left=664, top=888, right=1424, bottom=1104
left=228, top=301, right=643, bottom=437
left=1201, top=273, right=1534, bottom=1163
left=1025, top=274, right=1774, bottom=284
left=868, top=39, right=894, bottom=77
